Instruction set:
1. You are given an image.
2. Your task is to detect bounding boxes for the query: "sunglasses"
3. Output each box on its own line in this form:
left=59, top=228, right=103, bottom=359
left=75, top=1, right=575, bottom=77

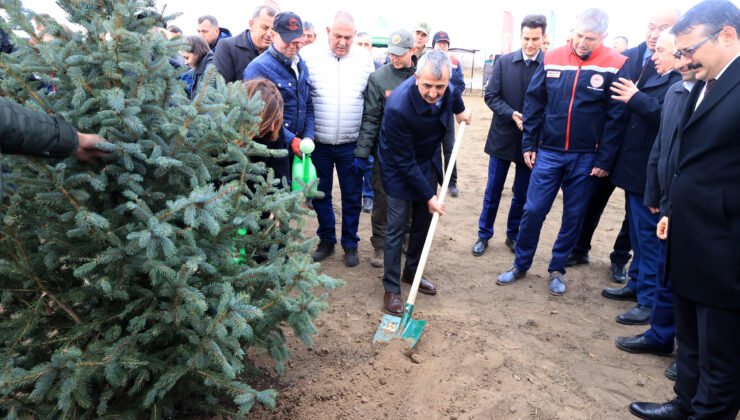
left=673, top=29, right=721, bottom=60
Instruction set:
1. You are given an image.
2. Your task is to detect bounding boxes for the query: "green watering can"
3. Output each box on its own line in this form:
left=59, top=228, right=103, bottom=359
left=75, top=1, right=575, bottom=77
left=291, top=139, right=318, bottom=196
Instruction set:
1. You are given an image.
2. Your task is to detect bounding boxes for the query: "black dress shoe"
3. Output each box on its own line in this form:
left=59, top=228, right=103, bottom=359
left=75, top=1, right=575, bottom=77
left=504, top=237, right=516, bottom=253
left=602, top=285, right=638, bottom=302
left=665, top=361, right=677, bottom=381
left=616, top=304, right=652, bottom=325
left=629, top=399, right=689, bottom=420
left=564, top=251, right=590, bottom=267
left=448, top=184, right=460, bottom=197
left=610, top=262, right=627, bottom=283
left=616, top=334, right=673, bottom=356
left=472, top=238, right=488, bottom=256
left=311, top=241, right=335, bottom=261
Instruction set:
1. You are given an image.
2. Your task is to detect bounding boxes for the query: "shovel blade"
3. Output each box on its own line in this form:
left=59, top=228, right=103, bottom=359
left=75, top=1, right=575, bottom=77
left=373, top=314, right=426, bottom=348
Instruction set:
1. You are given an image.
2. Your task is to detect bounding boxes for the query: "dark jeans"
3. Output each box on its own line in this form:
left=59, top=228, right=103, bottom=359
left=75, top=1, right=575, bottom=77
left=477, top=157, right=530, bottom=241
left=370, top=157, right=387, bottom=250
left=673, top=294, right=740, bottom=419
left=643, top=239, right=675, bottom=348
left=362, top=155, right=374, bottom=198
left=514, top=150, right=597, bottom=274
left=441, top=116, right=458, bottom=186
left=312, top=142, right=362, bottom=249
left=572, top=177, right=633, bottom=268
left=382, top=171, right=437, bottom=294
left=624, top=192, right=660, bottom=307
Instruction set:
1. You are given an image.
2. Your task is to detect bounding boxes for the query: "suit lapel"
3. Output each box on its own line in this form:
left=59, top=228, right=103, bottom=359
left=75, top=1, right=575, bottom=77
left=685, top=57, right=740, bottom=130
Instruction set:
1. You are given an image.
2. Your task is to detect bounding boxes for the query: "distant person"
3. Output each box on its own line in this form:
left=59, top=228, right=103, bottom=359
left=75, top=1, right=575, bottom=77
left=354, top=29, right=416, bottom=269
left=629, top=1, right=740, bottom=418
left=167, top=25, right=183, bottom=38
left=482, top=54, right=494, bottom=87
left=412, top=22, right=430, bottom=62
left=496, top=8, right=629, bottom=296
left=303, top=21, right=316, bottom=44
left=214, top=5, right=276, bottom=83
left=354, top=31, right=380, bottom=214
left=612, top=35, right=628, bottom=52
left=302, top=11, right=375, bottom=267
left=378, top=50, right=471, bottom=315
left=181, top=35, right=214, bottom=100
left=472, top=14, right=546, bottom=257
left=356, top=31, right=381, bottom=69
left=541, top=37, right=551, bottom=52
left=196, top=15, right=231, bottom=53
left=242, top=11, right=314, bottom=180
left=432, top=30, right=465, bottom=197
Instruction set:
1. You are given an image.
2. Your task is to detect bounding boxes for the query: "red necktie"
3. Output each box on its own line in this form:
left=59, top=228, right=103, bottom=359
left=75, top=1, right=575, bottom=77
left=705, top=79, right=716, bottom=93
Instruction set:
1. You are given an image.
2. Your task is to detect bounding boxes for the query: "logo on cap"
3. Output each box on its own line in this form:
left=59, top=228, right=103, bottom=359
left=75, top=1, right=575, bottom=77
left=440, top=32, right=447, bottom=38
left=590, top=74, right=604, bottom=88
left=288, top=17, right=299, bottom=31
left=391, top=34, right=401, bottom=44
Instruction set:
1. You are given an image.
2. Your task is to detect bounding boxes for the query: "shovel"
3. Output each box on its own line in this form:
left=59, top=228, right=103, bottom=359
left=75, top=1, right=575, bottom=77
left=373, top=121, right=467, bottom=348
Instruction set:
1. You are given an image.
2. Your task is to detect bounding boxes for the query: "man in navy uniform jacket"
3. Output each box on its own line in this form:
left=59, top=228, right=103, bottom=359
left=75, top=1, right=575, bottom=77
left=377, top=50, right=471, bottom=315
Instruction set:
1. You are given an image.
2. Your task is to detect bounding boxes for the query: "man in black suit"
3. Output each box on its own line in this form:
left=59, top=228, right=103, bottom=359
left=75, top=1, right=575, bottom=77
left=566, top=9, right=679, bottom=284
left=471, top=14, right=546, bottom=257
left=214, top=5, right=276, bottom=83
left=629, top=1, right=740, bottom=418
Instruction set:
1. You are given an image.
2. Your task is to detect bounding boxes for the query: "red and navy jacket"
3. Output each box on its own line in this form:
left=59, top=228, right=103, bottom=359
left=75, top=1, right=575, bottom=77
left=522, top=43, right=630, bottom=171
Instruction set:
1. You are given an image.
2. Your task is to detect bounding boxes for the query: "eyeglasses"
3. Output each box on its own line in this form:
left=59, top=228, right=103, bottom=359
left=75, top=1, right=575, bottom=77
left=673, top=29, right=721, bottom=60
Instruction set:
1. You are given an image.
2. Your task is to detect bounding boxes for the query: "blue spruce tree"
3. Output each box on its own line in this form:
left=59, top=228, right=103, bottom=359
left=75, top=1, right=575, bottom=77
left=0, top=1, right=341, bottom=418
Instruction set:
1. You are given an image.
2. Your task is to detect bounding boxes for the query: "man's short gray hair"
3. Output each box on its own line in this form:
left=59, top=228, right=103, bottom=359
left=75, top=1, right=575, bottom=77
left=303, top=21, right=315, bottom=31
left=197, top=15, right=218, bottom=27
left=415, top=49, right=452, bottom=79
left=252, top=5, right=277, bottom=20
left=333, top=11, right=355, bottom=26
left=658, top=28, right=676, bottom=46
left=574, top=8, right=609, bottom=37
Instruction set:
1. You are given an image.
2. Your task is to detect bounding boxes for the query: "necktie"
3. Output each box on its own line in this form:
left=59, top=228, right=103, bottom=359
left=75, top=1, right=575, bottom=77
left=705, top=79, right=716, bottom=93
left=525, top=59, right=533, bottom=67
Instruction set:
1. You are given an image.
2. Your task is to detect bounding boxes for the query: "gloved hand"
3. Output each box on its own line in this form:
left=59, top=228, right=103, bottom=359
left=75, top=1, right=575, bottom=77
left=291, top=137, right=302, bottom=158
left=352, top=157, right=372, bottom=174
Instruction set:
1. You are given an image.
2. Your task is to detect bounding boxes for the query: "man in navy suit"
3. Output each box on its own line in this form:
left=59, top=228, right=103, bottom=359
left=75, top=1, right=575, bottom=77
left=471, top=14, right=546, bottom=258
left=378, top=50, right=471, bottom=315
left=630, top=1, right=740, bottom=418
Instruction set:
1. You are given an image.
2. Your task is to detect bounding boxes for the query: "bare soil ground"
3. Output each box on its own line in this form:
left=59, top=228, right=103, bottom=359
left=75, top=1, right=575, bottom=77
left=250, top=95, right=677, bottom=419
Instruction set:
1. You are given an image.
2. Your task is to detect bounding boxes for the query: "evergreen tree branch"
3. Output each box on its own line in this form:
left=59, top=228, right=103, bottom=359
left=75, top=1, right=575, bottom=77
left=0, top=62, right=47, bottom=112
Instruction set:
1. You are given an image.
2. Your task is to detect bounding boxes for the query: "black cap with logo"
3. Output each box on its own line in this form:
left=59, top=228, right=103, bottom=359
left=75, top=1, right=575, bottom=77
left=273, top=12, right=303, bottom=43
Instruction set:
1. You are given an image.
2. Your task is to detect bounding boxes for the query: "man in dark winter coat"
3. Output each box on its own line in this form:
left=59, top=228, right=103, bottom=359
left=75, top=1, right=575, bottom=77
left=214, top=5, right=276, bottom=83
left=0, top=97, right=107, bottom=220
left=377, top=50, right=471, bottom=315
left=354, top=29, right=416, bottom=269
left=472, top=14, right=546, bottom=258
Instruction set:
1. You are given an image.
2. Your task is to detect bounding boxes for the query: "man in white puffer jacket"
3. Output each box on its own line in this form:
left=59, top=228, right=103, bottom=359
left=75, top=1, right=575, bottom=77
left=302, top=11, right=375, bottom=267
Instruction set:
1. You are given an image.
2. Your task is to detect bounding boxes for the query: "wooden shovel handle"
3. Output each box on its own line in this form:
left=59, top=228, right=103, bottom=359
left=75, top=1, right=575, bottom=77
left=406, top=122, right=466, bottom=305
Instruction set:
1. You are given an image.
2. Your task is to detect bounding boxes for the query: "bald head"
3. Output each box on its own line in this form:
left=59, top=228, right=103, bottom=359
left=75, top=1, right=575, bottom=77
left=326, top=11, right=356, bottom=57
left=646, top=8, right=681, bottom=52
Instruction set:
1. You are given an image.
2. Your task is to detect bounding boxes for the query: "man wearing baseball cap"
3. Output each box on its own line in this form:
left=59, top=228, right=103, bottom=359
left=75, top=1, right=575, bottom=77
left=432, top=30, right=466, bottom=197
left=354, top=29, right=417, bottom=276
left=412, top=22, right=430, bottom=62
left=243, top=11, right=315, bottom=178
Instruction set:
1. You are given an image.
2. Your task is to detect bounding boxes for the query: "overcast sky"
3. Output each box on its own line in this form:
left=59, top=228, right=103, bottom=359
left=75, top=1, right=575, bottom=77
left=15, top=0, right=740, bottom=56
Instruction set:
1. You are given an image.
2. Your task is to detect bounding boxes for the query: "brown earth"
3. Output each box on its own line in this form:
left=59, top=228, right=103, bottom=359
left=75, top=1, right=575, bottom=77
left=250, top=95, right=677, bottom=419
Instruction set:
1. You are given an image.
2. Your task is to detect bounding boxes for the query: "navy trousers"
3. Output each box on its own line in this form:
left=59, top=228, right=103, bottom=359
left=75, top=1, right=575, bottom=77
left=643, top=239, right=675, bottom=348
left=312, top=142, right=362, bottom=249
left=624, top=192, right=660, bottom=307
left=514, top=149, right=597, bottom=274
left=477, top=157, right=530, bottom=241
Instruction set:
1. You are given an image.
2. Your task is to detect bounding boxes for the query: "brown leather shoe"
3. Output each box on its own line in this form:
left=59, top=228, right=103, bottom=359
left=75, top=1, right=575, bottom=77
left=401, top=272, right=437, bottom=295
left=384, top=292, right=403, bottom=315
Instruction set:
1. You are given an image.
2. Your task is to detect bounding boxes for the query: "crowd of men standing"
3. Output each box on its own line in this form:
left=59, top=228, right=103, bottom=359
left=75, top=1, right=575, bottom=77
left=1, top=0, right=738, bottom=417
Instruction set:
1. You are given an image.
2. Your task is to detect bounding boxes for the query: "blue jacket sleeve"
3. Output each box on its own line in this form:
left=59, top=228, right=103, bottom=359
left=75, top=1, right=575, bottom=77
left=451, top=63, right=466, bottom=94
left=521, top=64, right=547, bottom=152
left=485, top=58, right=515, bottom=118
left=594, top=63, right=630, bottom=171
left=383, top=110, right=436, bottom=201
left=304, top=89, right=315, bottom=140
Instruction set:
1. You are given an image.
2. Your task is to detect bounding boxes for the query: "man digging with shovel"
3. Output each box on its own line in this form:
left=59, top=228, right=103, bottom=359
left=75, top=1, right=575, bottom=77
left=377, top=49, right=472, bottom=316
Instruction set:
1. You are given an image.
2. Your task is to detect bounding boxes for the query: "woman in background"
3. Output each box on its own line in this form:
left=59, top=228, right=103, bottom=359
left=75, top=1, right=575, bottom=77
left=180, top=35, right=213, bottom=100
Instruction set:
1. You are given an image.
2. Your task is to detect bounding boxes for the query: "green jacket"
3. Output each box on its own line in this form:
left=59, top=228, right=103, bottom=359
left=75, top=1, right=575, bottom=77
left=354, top=63, right=416, bottom=159
left=1, top=97, right=78, bottom=220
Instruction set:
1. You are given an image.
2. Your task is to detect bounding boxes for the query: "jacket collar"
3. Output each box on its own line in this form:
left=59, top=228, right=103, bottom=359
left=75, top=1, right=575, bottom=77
left=569, top=43, right=607, bottom=62
left=512, top=48, right=542, bottom=63
left=682, top=55, right=740, bottom=130
left=235, top=29, right=254, bottom=50
left=268, top=45, right=298, bottom=68
left=194, top=50, right=213, bottom=75
left=391, top=64, right=416, bottom=77
left=408, top=77, right=451, bottom=125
